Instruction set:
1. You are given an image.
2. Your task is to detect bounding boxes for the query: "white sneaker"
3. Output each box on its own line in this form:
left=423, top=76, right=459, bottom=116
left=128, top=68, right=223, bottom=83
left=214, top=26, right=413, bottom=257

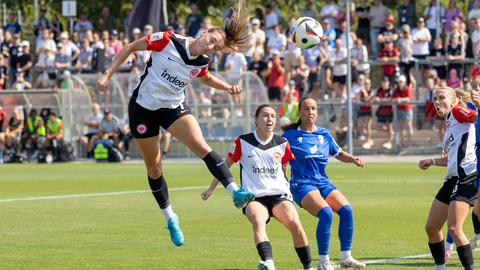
left=470, top=238, right=480, bottom=249
left=257, top=259, right=275, bottom=270
left=361, top=142, right=371, bottom=149
left=317, top=260, right=335, bottom=270
left=340, top=256, right=366, bottom=269
left=382, top=142, right=392, bottom=149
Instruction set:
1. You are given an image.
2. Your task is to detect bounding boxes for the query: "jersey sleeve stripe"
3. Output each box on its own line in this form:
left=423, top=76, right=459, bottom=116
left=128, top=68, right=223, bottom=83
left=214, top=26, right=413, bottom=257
left=146, top=31, right=172, bottom=52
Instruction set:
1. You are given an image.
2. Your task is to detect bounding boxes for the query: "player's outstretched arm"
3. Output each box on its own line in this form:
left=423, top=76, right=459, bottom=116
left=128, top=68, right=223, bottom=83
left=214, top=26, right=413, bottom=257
left=418, top=156, right=447, bottom=170
left=335, top=151, right=365, bottom=168
left=201, top=157, right=235, bottom=200
left=199, top=72, right=243, bottom=96
left=96, top=38, right=148, bottom=91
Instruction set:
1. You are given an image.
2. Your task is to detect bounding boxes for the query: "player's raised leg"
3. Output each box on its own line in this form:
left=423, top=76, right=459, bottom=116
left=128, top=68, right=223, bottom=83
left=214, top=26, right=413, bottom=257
left=136, top=135, right=184, bottom=246
left=168, top=114, right=254, bottom=207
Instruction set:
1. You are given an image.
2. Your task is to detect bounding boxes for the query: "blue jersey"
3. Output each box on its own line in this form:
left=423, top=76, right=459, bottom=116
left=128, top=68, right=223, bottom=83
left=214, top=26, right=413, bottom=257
left=282, top=126, right=341, bottom=184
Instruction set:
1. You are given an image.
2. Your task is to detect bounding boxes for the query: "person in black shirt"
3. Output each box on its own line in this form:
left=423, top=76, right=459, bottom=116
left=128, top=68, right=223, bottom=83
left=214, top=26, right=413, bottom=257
left=355, top=0, right=370, bottom=46
left=8, top=33, right=20, bottom=86
left=428, top=37, right=447, bottom=80
left=377, top=16, right=398, bottom=50
left=249, top=52, right=268, bottom=81
left=447, top=34, right=465, bottom=78
left=17, top=40, right=32, bottom=82
left=397, top=0, right=416, bottom=29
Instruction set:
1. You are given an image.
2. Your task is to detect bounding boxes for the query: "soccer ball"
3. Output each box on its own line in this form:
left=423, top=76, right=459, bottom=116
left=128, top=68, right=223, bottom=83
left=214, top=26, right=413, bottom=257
left=292, top=17, right=323, bottom=49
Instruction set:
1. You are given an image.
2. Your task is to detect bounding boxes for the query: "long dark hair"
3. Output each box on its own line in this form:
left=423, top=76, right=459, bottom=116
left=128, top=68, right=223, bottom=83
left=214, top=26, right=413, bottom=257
left=281, top=97, right=312, bottom=131
left=209, top=0, right=251, bottom=52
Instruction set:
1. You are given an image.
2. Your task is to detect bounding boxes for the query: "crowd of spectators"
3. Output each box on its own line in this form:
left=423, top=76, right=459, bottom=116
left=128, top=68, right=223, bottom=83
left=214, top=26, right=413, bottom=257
left=2, top=0, right=480, bottom=161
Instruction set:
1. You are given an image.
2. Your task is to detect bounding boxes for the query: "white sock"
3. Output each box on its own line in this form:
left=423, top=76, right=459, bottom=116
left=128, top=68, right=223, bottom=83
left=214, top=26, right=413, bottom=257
left=434, top=264, right=446, bottom=270
left=226, top=182, right=239, bottom=196
left=319, top=255, right=330, bottom=263
left=445, top=242, right=454, bottom=250
left=341, top=250, right=351, bottom=261
left=161, top=204, right=175, bottom=221
left=475, top=233, right=480, bottom=240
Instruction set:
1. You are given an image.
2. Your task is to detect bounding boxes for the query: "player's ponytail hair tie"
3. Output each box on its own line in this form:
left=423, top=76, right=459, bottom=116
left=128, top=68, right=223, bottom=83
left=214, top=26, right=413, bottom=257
left=209, top=0, right=251, bottom=52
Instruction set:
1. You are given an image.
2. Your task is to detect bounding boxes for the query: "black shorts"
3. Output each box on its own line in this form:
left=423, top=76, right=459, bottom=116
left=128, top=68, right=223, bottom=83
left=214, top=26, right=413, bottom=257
left=83, top=133, right=97, bottom=140
left=377, top=115, right=393, bottom=123
left=450, top=173, right=478, bottom=206
left=242, top=194, right=293, bottom=223
left=435, top=176, right=457, bottom=205
left=268, top=87, right=282, bottom=101
left=333, top=75, right=347, bottom=85
left=128, top=98, right=191, bottom=138
left=358, top=110, right=372, bottom=117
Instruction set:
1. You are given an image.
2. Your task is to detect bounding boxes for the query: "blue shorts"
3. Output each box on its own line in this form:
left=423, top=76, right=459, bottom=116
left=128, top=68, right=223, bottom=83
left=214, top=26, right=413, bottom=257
left=290, top=181, right=337, bottom=207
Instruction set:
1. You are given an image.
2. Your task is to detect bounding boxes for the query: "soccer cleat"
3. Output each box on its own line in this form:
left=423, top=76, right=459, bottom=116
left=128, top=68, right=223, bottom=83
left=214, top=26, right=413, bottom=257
left=470, top=238, right=480, bottom=249
left=317, top=260, right=335, bottom=270
left=257, top=259, right=275, bottom=270
left=444, top=247, right=453, bottom=261
left=166, top=214, right=184, bottom=246
left=340, top=256, right=366, bottom=269
left=232, top=187, right=255, bottom=208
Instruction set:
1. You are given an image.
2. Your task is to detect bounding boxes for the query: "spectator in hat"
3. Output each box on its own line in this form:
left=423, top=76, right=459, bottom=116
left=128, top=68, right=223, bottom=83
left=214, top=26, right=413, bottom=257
left=392, top=75, right=413, bottom=148
left=131, top=27, right=142, bottom=40
left=250, top=18, right=266, bottom=58
left=185, top=3, right=203, bottom=37
left=4, top=12, right=21, bottom=34
left=110, top=29, right=123, bottom=56
left=17, top=40, right=32, bottom=82
left=377, top=15, right=398, bottom=49
left=59, top=32, right=80, bottom=63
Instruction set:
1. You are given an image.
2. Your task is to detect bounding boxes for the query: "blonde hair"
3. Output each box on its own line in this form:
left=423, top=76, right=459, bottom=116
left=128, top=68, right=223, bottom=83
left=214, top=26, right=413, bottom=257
left=209, top=0, right=251, bottom=52
left=435, top=86, right=472, bottom=105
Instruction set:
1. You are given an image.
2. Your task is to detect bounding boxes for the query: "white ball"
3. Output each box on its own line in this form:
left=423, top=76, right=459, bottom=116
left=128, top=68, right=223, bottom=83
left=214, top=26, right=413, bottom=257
left=292, top=17, right=323, bottom=49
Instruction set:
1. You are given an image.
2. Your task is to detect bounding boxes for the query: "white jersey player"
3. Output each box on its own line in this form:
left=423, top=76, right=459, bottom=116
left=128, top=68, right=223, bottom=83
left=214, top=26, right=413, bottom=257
left=202, top=104, right=312, bottom=270
left=96, top=0, right=255, bottom=248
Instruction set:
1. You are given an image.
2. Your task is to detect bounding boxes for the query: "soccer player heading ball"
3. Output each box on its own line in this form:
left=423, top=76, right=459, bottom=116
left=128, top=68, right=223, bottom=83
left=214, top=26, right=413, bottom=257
left=96, top=0, right=254, bottom=247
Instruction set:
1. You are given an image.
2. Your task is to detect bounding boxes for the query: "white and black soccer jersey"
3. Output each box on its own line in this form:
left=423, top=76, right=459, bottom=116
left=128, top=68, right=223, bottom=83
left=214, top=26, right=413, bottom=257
left=228, top=131, right=295, bottom=197
left=444, top=104, right=477, bottom=178
left=132, top=31, right=209, bottom=110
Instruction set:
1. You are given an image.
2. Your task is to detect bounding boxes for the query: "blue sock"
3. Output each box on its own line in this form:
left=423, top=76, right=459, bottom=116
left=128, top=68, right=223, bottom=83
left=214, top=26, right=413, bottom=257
left=316, top=207, right=333, bottom=255
left=446, top=232, right=454, bottom=245
left=338, top=205, right=354, bottom=251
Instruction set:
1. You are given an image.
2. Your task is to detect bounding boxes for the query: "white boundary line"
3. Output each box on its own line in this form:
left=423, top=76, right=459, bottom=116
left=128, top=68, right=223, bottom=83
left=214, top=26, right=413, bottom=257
left=0, top=186, right=208, bottom=203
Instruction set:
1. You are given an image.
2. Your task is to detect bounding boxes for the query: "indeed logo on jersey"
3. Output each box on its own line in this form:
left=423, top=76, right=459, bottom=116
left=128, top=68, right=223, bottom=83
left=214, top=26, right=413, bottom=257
left=444, top=133, right=455, bottom=150
left=252, top=166, right=278, bottom=175
left=161, top=68, right=188, bottom=89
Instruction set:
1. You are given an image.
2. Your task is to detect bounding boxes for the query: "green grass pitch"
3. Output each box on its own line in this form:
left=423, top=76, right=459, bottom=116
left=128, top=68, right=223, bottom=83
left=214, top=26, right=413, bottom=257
left=1, top=162, right=479, bottom=269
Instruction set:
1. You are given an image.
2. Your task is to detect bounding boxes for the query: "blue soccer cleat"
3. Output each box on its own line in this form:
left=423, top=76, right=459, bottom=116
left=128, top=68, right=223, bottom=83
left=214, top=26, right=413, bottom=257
left=166, top=214, right=184, bottom=246
left=232, top=187, right=255, bottom=208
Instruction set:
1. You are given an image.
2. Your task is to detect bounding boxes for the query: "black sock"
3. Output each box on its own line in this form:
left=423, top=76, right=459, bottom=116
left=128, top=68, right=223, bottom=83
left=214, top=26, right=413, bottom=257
left=148, top=175, right=170, bottom=209
left=457, top=244, right=474, bottom=270
left=472, top=212, right=480, bottom=234
left=428, top=241, right=445, bottom=265
left=295, top=246, right=312, bottom=269
left=256, top=241, right=273, bottom=261
left=202, top=151, right=233, bottom=188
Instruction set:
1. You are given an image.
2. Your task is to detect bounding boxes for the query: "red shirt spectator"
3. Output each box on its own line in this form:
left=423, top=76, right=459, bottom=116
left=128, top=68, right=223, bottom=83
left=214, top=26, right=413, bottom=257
left=392, top=80, right=413, bottom=111
left=379, top=42, right=399, bottom=77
